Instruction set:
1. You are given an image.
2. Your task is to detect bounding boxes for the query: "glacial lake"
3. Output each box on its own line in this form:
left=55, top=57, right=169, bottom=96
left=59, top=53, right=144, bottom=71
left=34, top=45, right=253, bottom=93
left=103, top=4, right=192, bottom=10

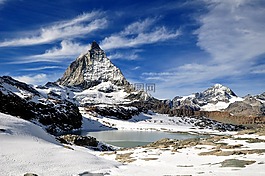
left=79, top=130, right=203, bottom=148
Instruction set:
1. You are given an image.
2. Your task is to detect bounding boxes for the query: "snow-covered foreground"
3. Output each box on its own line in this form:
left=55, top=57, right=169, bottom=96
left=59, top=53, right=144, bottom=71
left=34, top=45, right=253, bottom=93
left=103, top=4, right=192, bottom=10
left=103, top=139, right=265, bottom=176
left=0, top=112, right=118, bottom=176
left=1, top=112, right=265, bottom=176
left=80, top=109, right=265, bottom=176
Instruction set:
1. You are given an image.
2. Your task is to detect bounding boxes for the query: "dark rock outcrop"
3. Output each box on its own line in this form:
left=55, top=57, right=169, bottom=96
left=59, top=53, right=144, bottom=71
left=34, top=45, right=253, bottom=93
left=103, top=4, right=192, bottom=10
left=24, top=173, right=38, bottom=176
left=57, top=134, right=114, bottom=151
left=0, top=76, right=82, bottom=134
left=85, top=106, right=140, bottom=120
left=225, top=96, right=265, bottom=117
left=58, top=134, right=98, bottom=147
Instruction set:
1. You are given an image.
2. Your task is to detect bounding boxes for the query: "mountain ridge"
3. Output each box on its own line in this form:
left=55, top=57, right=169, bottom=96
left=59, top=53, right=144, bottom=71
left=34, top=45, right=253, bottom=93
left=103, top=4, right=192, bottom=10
left=0, top=41, right=264, bottom=132
left=172, top=83, right=241, bottom=111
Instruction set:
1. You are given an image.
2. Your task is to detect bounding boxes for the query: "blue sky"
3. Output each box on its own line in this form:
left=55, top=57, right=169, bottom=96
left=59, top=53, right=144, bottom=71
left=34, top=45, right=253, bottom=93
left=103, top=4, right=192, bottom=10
left=0, top=0, right=264, bottom=99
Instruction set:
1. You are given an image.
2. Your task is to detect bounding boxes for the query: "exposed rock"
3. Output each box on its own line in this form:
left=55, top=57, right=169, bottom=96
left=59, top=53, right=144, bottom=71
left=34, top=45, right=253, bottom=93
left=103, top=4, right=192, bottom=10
left=225, top=96, right=265, bottom=117
left=219, top=159, right=256, bottom=168
left=199, top=149, right=265, bottom=156
left=57, top=41, right=130, bottom=90
left=128, top=97, right=171, bottom=114
left=85, top=106, right=140, bottom=120
left=78, top=171, right=104, bottom=176
left=57, top=134, right=114, bottom=151
left=255, top=92, right=265, bottom=101
left=0, top=76, right=82, bottom=134
left=24, top=173, right=38, bottom=176
left=193, top=110, right=265, bottom=125
left=172, top=84, right=238, bottom=110
left=115, top=152, right=136, bottom=163
left=58, top=134, right=98, bottom=147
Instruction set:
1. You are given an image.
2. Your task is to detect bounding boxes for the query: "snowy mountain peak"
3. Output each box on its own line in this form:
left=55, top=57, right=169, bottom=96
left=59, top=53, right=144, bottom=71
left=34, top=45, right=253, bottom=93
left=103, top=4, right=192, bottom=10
left=213, top=83, right=224, bottom=88
left=172, top=83, right=239, bottom=111
left=57, top=41, right=129, bottom=89
left=203, top=84, right=237, bottom=100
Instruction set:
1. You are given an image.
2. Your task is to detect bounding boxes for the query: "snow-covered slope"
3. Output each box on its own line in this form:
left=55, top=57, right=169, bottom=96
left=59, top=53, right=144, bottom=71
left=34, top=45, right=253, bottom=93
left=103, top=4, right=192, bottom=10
left=172, top=84, right=243, bottom=111
left=0, top=76, right=42, bottom=102
left=0, top=112, right=118, bottom=176
left=0, top=76, right=82, bottom=133
left=74, top=81, right=131, bottom=105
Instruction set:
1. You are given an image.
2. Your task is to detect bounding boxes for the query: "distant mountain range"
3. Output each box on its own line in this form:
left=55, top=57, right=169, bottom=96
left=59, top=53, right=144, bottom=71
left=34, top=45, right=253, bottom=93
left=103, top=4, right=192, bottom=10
left=171, top=83, right=264, bottom=116
left=0, top=41, right=264, bottom=133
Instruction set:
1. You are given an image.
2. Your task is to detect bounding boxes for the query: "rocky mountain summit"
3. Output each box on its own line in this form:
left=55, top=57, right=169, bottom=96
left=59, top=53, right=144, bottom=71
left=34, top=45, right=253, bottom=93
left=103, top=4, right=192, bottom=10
left=172, top=84, right=241, bottom=111
left=57, top=41, right=129, bottom=89
left=226, top=93, right=265, bottom=117
left=170, top=84, right=265, bottom=125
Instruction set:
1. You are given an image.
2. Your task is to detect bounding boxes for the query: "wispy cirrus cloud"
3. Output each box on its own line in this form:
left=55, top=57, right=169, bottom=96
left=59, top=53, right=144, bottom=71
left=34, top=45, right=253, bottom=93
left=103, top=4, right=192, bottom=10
left=196, top=0, right=265, bottom=64
left=12, top=40, right=89, bottom=63
left=131, top=66, right=140, bottom=70
left=20, top=66, right=63, bottom=71
left=108, top=49, right=143, bottom=60
left=31, top=40, right=89, bottom=59
left=100, top=18, right=180, bottom=50
left=141, top=0, right=265, bottom=98
left=0, top=11, right=107, bottom=47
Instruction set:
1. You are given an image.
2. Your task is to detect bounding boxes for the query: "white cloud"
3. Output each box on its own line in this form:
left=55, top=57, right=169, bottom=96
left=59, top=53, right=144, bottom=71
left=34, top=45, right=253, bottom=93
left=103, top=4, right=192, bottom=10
left=0, top=0, right=6, bottom=5
left=33, top=40, right=89, bottom=59
left=21, top=66, right=62, bottom=71
left=144, top=0, right=265, bottom=99
left=131, top=66, right=140, bottom=70
left=143, top=63, right=241, bottom=85
left=195, top=0, right=265, bottom=64
left=13, top=73, right=62, bottom=85
left=14, top=40, right=89, bottom=63
left=100, top=18, right=180, bottom=50
left=121, top=18, right=156, bottom=35
left=0, top=12, right=107, bottom=47
left=14, top=74, right=49, bottom=85
left=250, top=64, right=265, bottom=74
left=108, top=49, right=142, bottom=60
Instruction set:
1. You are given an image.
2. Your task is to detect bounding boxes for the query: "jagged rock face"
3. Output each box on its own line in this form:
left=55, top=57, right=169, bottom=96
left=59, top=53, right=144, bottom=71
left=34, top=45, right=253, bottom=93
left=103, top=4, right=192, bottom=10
left=255, top=92, right=265, bottom=101
left=85, top=106, right=140, bottom=120
left=172, top=84, right=238, bottom=110
left=225, top=95, right=265, bottom=117
left=200, top=83, right=237, bottom=103
left=57, top=134, right=115, bottom=151
left=57, top=41, right=129, bottom=89
left=0, top=76, right=82, bottom=134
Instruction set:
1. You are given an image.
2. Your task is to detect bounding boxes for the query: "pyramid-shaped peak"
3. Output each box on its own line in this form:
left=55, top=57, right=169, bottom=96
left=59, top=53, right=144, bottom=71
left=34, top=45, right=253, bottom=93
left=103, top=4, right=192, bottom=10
left=57, top=41, right=129, bottom=89
left=90, top=41, right=101, bottom=51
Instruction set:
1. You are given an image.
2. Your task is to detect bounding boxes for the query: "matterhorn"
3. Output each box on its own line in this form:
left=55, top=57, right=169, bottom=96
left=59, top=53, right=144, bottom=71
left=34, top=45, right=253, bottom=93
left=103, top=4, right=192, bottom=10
left=57, top=41, right=129, bottom=89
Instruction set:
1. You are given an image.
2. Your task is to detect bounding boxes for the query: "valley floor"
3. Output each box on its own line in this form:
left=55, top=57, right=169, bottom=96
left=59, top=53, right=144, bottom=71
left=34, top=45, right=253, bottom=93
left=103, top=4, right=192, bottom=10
left=1, top=111, right=265, bottom=176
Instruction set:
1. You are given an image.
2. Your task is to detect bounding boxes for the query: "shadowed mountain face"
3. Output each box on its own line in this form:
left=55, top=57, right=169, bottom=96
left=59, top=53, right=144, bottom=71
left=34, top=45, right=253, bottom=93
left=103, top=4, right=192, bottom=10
left=0, top=76, right=82, bottom=134
left=57, top=41, right=129, bottom=89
